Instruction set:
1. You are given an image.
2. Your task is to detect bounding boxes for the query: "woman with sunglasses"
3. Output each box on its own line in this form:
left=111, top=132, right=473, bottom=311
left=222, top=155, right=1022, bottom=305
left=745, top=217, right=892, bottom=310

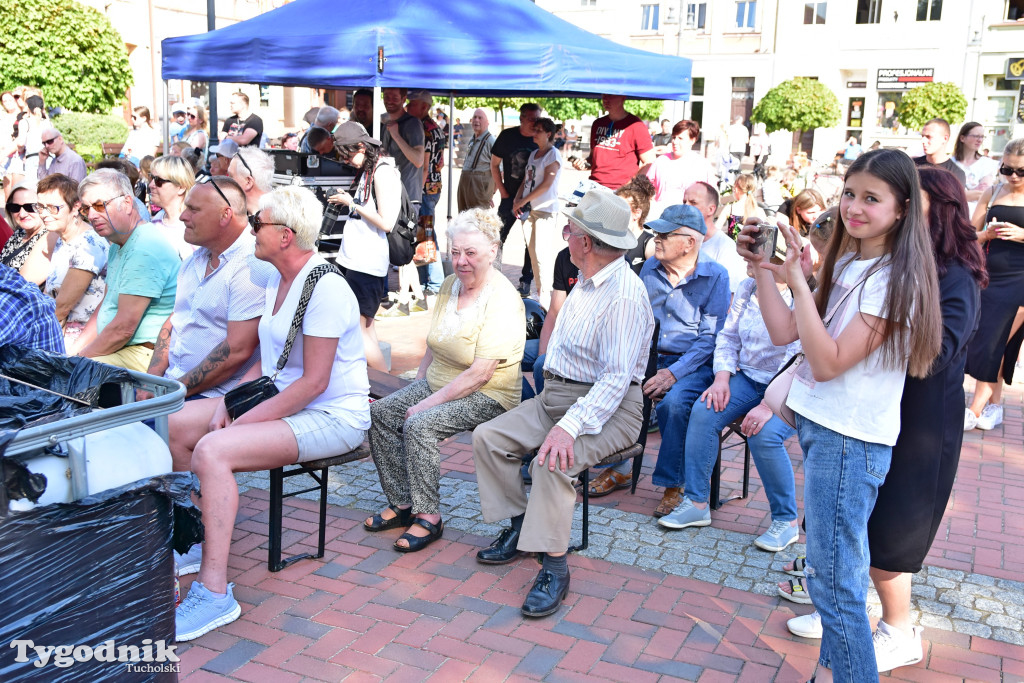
left=183, top=105, right=209, bottom=158
left=121, top=106, right=160, bottom=167
left=149, top=156, right=197, bottom=260
left=37, top=173, right=107, bottom=345
left=1, top=181, right=55, bottom=285
left=965, top=138, right=1024, bottom=431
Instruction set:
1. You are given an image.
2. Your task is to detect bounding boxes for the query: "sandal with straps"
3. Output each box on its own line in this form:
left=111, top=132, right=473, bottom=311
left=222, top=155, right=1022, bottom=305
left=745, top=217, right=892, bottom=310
left=785, top=555, right=807, bottom=578
left=778, top=578, right=813, bottom=604
left=364, top=504, right=413, bottom=532
left=394, top=517, right=444, bottom=553
left=588, top=469, right=633, bottom=498
left=654, top=487, right=682, bottom=518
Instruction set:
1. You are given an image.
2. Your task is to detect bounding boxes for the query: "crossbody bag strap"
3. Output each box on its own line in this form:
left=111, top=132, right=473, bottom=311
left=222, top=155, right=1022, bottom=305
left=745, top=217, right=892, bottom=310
left=275, top=263, right=341, bottom=373
left=821, top=266, right=879, bottom=328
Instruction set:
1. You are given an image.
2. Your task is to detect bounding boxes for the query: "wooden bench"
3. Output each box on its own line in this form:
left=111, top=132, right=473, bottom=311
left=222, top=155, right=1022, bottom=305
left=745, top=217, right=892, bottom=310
left=265, top=368, right=411, bottom=572
left=101, top=142, right=124, bottom=159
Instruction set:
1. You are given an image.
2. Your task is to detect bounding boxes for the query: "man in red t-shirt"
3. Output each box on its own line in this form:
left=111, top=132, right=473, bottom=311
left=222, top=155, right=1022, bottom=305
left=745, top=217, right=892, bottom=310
left=572, top=95, right=656, bottom=190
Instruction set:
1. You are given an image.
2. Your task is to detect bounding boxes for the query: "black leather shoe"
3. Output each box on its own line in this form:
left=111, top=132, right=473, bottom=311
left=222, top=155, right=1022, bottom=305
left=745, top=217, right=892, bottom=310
left=394, top=517, right=444, bottom=553
left=521, top=568, right=570, bottom=617
left=364, top=504, right=413, bottom=532
left=476, top=527, right=522, bottom=564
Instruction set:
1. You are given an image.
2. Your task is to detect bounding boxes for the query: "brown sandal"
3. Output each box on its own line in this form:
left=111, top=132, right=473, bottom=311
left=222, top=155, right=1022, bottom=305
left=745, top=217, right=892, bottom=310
left=654, top=487, right=682, bottom=517
left=588, top=469, right=632, bottom=498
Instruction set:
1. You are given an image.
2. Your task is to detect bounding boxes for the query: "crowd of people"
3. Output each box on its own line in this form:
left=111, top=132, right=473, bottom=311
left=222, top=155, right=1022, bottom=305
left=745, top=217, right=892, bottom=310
left=1, top=82, right=1022, bottom=681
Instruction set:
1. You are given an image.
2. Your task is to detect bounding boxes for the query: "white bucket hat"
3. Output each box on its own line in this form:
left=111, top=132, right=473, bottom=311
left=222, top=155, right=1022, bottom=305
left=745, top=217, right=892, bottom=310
left=562, top=187, right=636, bottom=250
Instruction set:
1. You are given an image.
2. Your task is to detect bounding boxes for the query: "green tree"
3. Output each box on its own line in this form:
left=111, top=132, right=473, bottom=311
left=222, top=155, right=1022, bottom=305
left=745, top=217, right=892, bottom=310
left=751, top=78, right=841, bottom=151
left=625, top=99, right=665, bottom=122
left=0, top=0, right=133, bottom=114
left=53, top=111, right=129, bottom=160
left=536, top=97, right=601, bottom=122
left=454, top=96, right=528, bottom=128
left=897, top=82, right=968, bottom=131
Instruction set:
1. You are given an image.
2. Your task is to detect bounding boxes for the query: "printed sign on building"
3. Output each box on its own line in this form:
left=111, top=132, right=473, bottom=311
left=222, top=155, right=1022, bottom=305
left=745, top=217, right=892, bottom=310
left=1007, top=57, right=1024, bottom=81
left=877, top=68, right=935, bottom=91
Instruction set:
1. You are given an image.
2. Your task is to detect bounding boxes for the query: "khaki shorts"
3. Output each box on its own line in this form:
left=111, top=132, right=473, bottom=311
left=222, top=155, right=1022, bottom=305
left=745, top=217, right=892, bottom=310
left=92, top=344, right=154, bottom=373
left=282, top=408, right=366, bottom=463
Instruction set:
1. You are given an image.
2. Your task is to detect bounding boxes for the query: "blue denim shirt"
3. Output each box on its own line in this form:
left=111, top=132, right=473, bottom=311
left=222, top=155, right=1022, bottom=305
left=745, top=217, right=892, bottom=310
left=639, top=254, right=730, bottom=380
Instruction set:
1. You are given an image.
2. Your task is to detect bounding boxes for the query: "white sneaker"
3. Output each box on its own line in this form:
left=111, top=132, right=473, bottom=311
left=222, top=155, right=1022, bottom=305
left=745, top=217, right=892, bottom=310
left=657, top=496, right=711, bottom=529
left=975, top=403, right=1003, bottom=430
left=787, top=610, right=822, bottom=639
left=872, top=620, right=923, bottom=673
left=964, top=407, right=978, bottom=431
left=174, top=544, right=203, bottom=576
left=754, top=520, right=799, bottom=552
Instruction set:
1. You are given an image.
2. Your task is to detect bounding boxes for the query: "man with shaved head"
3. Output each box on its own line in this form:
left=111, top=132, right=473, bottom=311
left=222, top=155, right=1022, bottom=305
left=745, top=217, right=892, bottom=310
left=457, top=108, right=496, bottom=211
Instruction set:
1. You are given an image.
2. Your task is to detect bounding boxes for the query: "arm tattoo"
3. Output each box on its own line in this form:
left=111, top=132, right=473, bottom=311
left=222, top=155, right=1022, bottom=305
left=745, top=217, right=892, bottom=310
left=148, top=324, right=173, bottom=373
left=180, top=340, right=231, bottom=391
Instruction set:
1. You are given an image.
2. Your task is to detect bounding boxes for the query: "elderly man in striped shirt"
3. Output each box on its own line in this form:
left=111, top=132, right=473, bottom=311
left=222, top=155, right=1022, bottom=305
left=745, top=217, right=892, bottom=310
left=473, top=188, right=654, bottom=618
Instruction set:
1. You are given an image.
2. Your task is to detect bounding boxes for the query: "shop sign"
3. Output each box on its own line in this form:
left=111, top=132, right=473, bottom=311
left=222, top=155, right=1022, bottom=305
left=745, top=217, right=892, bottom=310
left=1007, top=57, right=1024, bottom=81
left=877, top=68, right=934, bottom=91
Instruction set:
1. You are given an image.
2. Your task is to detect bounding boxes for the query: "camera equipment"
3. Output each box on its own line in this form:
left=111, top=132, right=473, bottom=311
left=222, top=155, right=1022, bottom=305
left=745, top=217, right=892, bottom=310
left=751, top=221, right=779, bottom=260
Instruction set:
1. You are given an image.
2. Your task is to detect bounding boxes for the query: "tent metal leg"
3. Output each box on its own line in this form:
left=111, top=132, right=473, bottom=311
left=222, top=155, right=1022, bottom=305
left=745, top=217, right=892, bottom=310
left=447, top=92, right=455, bottom=222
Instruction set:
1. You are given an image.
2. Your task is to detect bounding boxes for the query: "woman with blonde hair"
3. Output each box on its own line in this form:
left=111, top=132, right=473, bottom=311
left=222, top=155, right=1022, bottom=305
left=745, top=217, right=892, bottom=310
left=184, top=104, right=209, bottom=156
left=716, top=173, right=765, bottom=239
left=122, top=106, right=161, bottom=166
left=149, top=155, right=197, bottom=259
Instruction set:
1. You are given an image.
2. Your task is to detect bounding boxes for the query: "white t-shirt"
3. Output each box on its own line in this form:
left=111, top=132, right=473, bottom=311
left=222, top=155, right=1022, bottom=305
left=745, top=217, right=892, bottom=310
left=259, top=255, right=370, bottom=430
left=786, top=255, right=908, bottom=446
left=700, top=230, right=748, bottom=294
left=521, top=146, right=562, bottom=213
left=335, top=159, right=400, bottom=277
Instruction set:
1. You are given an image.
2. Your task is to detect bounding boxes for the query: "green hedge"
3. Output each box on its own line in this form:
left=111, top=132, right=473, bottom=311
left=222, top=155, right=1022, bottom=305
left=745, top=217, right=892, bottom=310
left=52, top=111, right=129, bottom=162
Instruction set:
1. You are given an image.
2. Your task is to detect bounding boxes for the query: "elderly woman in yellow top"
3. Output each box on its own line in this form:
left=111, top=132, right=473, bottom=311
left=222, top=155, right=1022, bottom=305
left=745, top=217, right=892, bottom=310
left=367, top=208, right=525, bottom=552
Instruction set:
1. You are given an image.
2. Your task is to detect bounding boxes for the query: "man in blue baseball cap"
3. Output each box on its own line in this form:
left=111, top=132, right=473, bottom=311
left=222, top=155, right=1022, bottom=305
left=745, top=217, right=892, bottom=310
left=637, top=203, right=731, bottom=524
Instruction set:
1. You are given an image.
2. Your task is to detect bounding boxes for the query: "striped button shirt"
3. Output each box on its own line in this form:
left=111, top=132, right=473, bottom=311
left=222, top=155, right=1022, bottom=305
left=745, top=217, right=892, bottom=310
left=545, top=256, right=654, bottom=439
left=166, top=230, right=275, bottom=396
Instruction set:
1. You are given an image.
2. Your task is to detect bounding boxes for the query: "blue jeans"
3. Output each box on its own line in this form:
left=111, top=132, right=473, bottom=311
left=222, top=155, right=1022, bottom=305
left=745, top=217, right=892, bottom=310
left=417, top=192, right=444, bottom=293
left=796, top=413, right=891, bottom=680
left=651, top=356, right=714, bottom=488
left=521, top=342, right=544, bottom=401
left=683, top=370, right=797, bottom=520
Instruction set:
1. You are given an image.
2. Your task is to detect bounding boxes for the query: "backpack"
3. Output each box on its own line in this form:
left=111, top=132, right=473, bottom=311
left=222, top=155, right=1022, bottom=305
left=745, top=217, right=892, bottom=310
left=368, top=159, right=419, bottom=266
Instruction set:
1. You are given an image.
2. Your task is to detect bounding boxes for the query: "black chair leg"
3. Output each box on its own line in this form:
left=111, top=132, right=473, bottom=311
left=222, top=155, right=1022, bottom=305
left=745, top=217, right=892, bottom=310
left=710, top=449, right=723, bottom=509
left=315, top=464, right=329, bottom=559
left=570, top=468, right=590, bottom=553
left=742, top=442, right=751, bottom=499
left=268, top=467, right=284, bottom=572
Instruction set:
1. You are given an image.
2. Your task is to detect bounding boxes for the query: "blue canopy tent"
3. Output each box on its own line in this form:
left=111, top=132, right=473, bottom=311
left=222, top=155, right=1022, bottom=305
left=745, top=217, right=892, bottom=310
left=160, top=0, right=691, bottom=99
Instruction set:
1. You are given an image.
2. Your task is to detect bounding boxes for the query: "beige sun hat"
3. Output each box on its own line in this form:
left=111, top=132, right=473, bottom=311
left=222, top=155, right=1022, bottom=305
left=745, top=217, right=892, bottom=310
left=562, top=187, right=637, bottom=250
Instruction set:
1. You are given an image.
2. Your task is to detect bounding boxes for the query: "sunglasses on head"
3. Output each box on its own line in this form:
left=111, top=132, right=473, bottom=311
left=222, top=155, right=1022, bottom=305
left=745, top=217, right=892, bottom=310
left=999, top=165, right=1024, bottom=178
left=150, top=175, right=172, bottom=188
left=235, top=152, right=253, bottom=176
left=200, top=177, right=232, bottom=206
left=6, top=202, right=36, bottom=214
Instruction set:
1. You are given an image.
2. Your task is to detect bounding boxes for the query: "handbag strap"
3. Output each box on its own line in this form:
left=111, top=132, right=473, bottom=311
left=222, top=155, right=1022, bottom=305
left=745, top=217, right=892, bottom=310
left=275, top=263, right=341, bottom=372
left=822, top=267, right=878, bottom=328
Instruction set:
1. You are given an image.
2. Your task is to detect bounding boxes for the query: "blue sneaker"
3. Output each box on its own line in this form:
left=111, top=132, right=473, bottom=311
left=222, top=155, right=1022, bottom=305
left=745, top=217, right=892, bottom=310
left=176, top=581, right=241, bottom=642
left=657, top=496, right=711, bottom=530
left=754, top=520, right=799, bottom=552
left=174, top=544, right=203, bottom=576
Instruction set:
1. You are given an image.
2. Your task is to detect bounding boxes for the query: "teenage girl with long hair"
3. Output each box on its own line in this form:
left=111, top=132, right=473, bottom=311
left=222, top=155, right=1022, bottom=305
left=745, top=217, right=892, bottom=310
left=740, top=148, right=942, bottom=682
left=717, top=173, right=764, bottom=239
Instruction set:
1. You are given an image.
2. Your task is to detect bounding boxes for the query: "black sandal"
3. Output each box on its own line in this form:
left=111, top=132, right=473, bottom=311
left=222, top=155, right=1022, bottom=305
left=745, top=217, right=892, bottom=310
left=394, top=517, right=444, bottom=553
left=364, top=504, right=413, bottom=532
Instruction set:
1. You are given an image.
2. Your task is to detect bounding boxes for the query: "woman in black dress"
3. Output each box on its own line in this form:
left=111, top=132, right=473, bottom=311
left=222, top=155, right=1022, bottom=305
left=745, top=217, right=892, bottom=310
left=964, top=137, right=1024, bottom=430
left=866, top=165, right=986, bottom=673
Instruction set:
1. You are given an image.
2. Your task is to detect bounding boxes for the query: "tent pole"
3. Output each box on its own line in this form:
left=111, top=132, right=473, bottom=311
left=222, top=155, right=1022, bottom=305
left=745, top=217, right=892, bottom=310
left=372, top=86, right=381, bottom=141
left=206, top=0, right=219, bottom=147
left=447, top=92, right=455, bottom=221
left=162, top=80, right=170, bottom=155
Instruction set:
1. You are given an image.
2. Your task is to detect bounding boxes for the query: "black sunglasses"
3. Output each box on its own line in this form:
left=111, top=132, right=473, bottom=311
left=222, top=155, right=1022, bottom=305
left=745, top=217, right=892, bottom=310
left=150, top=175, right=172, bottom=188
left=235, top=152, right=253, bottom=176
left=6, top=202, right=36, bottom=214
left=249, top=213, right=292, bottom=233
left=200, top=177, right=231, bottom=207
left=41, top=135, right=60, bottom=145
left=999, top=165, right=1024, bottom=178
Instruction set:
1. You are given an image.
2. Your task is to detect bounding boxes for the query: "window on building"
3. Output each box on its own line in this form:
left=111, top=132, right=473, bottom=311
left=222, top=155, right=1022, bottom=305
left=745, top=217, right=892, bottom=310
left=686, top=2, right=707, bottom=29
left=1008, top=0, right=1024, bottom=20
left=641, top=4, right=660, bottom=30
left=580, top=0, right=596, bottom=6
left=692, top=77, right=705, bottom=97
left=804, top=2, right=827, bottom=23
left=735, top=1, right=757, bottom=28
left=916, top=0, right=941, bottom=20
left=856, top=0, right=883, bottom=23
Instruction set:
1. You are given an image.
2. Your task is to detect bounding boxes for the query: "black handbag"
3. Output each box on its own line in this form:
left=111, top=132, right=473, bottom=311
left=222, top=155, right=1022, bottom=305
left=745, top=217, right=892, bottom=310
left=223, top=263, right=339, bottom=420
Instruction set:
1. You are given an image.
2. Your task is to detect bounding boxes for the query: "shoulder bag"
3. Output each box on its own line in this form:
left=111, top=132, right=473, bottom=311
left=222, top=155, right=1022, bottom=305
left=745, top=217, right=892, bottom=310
left=223, top=263, right=339, bottom=419
left=763, top=270, right=874, bottom=429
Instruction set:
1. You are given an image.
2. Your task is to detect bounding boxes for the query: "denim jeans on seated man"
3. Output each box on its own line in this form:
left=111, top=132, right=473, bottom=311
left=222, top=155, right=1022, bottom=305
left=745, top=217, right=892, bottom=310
left=682, top=369, right=797, bottom=521
left=651, top=353, right=715, bottom=488
left=416, top=192, right=444, bottom=294
left=520, top=341, right=546, bottom=401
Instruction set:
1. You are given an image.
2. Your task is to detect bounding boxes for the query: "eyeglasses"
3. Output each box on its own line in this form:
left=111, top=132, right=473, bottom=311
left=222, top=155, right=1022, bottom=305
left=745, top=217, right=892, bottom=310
left=79, top=195, right=126, bottom=220
left=41, top=136, right=60, bottom=146
left=36, top=202, right=65, bottom=215
left=5, top=202, right=37, bottom=215
left=999, top=165, right=1024, bottom=178
left=150, top=175, right=172, bottom=188
left=249, top=213, right=292, bottom=233
left=652, top=231, right=690, bottom=241
left=965, top=134, right=985, bottom=140
left=561, top=224, right=586, bottom=240
left=188, top=113, right=197, bottom=119
left=200, top=177, right=231, bottom=206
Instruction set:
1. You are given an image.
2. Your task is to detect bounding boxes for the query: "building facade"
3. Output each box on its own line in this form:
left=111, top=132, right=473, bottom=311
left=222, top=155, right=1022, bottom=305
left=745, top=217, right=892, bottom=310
left=538, top=0, right=1024, bottom=160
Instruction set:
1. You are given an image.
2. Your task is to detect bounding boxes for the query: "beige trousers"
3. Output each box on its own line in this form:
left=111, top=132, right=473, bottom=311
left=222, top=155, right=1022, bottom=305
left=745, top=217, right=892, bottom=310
left=472, top=380, right=643, bottom=553
left=457, top=172, right=495, bottom=213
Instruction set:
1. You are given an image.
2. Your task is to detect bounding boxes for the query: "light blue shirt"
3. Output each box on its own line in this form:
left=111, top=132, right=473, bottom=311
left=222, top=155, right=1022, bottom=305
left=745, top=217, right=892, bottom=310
left=713, top=278, right=802, bottom=385
left=639, top=253, right=730, bottom=380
